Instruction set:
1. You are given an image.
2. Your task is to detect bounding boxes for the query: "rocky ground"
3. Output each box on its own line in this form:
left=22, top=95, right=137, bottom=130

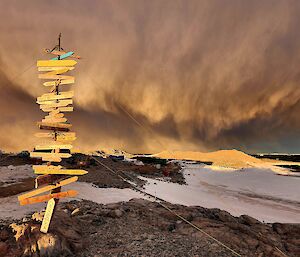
left=0, top=199, right=299, bottom=257
left=0, top=153, right=184, bottom=193
left=0, top=153, right=299, bottom=257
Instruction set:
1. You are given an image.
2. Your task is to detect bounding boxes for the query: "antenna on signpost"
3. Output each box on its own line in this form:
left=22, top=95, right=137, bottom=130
left=58, top=33, right=62, bottom=60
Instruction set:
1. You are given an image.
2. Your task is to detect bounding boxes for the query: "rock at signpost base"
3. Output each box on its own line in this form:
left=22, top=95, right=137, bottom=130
left=5, top=209, right=83, bottom=257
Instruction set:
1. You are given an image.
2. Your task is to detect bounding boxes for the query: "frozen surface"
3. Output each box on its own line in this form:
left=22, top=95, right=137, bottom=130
left=0, top=165, right=34, bottom=185
left=0, top=182, right=143, bottom=219
left=141, top=164, right=300, bottom=223
left=0, top=164, right=299, bottom=223
left=65, top=182, right=144, bottom=204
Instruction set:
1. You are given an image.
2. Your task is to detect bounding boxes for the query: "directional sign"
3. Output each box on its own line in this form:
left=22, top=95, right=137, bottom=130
left=40, top=106, right=74, bottom=113
left=38, top=66, right=75, bottom=72
left=37, top=121, right=72, bottom=129
left=37, top=91, right=74, bottom=102
left=20, top=190, right=78, bottom=205
left=37, top=60, right=77, bottom=67
left=39, top=67, right=70, bottom=75
left=18, top=176, right=78, bottom=201
left=20, top=36, right=87, bottom=234
left=46, top=111, right=64, bottom=118
left=42, top=117, right=68, bottom=123
left=35, top=144, right=73, bottom=150
left=43, top=78, right=75, bottom=87
left=40, top=198, right=56, bottom=233
left=33, top=165, right=63, bottom=171
left=39, top=99, right=73, bottom=108
left=34, top=168, right=88, bottom=175
left=38, top=74, right=74, bottom=80
left=30, top=152, right=72, bottom=161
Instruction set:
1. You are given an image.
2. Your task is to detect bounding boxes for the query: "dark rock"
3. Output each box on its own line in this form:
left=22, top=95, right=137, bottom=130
left=0, top=229, right=9, bottom=241
left=186, top=214, right=194, bottom=222
left=168, top=223, right=176, bottom=232
left=0, top=241, right=8, bottom=255
left=109, top=209, right=124, bottom=218
left=239, top=215, right=261, bottom=226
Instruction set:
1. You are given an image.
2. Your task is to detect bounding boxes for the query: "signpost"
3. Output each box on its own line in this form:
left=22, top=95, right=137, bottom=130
left=18, top=34, right=87, bottom=233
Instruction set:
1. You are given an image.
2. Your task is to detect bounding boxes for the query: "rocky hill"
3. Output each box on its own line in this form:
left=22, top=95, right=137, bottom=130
left=0, top=199, right=299, bottom=257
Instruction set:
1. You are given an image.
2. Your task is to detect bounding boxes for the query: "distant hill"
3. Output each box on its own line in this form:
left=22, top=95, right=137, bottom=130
left=152, top=149, right=263, bottom=169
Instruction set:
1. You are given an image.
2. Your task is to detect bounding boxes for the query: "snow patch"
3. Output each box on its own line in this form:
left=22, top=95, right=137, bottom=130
left=140, top=165, right=300, bottom=223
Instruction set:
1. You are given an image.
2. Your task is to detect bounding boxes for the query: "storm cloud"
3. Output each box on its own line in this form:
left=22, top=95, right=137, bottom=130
left=0, top=0, right=299, bottom=153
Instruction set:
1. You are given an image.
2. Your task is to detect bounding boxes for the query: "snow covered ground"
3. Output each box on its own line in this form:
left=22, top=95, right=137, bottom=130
left=0, top=183, right=143, bottom=219
left=0, top=164, right=299, bottom=223
left=141, top=164, right=300, bottom=223
left=0, top=165, right=143, bottom=219
left=65, top=182, right=144, bottom=204
left=0, top=165, right=34, bottom=184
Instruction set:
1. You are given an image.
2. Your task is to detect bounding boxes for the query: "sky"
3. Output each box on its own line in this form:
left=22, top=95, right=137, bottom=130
left=0, top=0, right=299, bottom=154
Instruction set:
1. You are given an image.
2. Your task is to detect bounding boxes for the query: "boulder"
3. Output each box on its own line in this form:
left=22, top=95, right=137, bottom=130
left=8, top=209, right=83, bottom=257
left=0, top=241, right=8, bottom=255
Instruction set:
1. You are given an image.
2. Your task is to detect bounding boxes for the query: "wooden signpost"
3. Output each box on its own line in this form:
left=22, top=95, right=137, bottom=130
left=18, top=34, right=87, bottom=233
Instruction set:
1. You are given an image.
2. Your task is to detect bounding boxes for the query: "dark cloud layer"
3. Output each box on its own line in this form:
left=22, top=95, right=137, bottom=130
left=0, top=0, right=299, bottom=153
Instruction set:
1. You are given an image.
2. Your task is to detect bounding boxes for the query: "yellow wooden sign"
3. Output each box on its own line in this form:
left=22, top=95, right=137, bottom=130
left=20, top=190, right=78, bottom=205
left=39, top=74, right=74, bottom=80
left=46, top=112, right=64, bottom=118
left=38, top=66, right=75, bottom=72
left=39, top=67, right=70, bottom=76
left=40, top=91, right=74, bottom=98
left=18, top=176, right=78, bottom=201
left=35, top=144, right=73, bottom=150
left=35, top=132, right=53, bottom=138
left=37, top=91, right=74, bottom=102
left=40, top=198, right=56, bottom=233
left=49, top=109, right=61, bottom=114
left=39, top=99, right=73, bottom=108
left=33, top=165, right=62, bottom=171
left=37, top=100, right=57, bottom=105
left=42, top=156, right=62, bottom=162
left=34, top=169, right=88, bottom=175
left=37, top=60, right=77, bottom=67
left=43, top=78, right=75, bottom=87
left=40, top=106, right=74, bottom=113
left=56, top=132, right=77, bottom=142
left=37, top=121, right=72, bottom=129
left=42, top=117, right=68, bottom=123
left=37, top=96, right=73, bottom=104
left=30, top=152, right=72, bottom=160
left=56, top=137, right=77, bottom=143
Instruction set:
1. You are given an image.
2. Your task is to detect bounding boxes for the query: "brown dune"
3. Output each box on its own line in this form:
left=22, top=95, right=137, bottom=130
left=153, top=149, right=263, bottom=169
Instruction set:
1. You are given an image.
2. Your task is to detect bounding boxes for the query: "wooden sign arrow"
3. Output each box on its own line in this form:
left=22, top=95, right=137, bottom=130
left=37, top=60, right=77, bottom=67
left=40, top=106, right=74, bottom=113
left=39, top=99, right=73, bottom=109
left=37, top=91, right=74, bottom=102
left=19, top=190, right=78, bottom=205
left=18, top=176, right=78, bottom=201
left=38, top=66, right=75, bottom=72
left=30, top=152, right=72, bottom=161
left=35, top=144, right=73, bottom=150
left=43, top=78, right=75, bottom=87
left=40, top=198, right=56, bottom=233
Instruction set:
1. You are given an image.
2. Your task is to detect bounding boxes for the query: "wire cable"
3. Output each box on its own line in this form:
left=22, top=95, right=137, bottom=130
left=91, top=156, right=242, bottom=257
